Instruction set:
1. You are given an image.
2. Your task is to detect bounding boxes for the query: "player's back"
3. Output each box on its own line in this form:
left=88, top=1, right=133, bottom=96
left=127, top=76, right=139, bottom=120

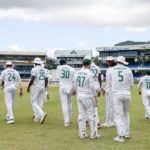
left=110, top=64, right=134, bottom=94
left=58, top=65, right=75, bottom=87
left=1, top=68, right=20, bottom=88
left=90, top=62, right=100, bottom=83
left=140, top=75, right=150, bottom=93
left=31, top=65, right=47, bottom=86
left=75, top=68, right=94, bottom=97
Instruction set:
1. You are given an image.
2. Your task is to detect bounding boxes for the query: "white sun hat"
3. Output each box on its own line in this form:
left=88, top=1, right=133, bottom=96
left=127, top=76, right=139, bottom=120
left=106, top=56, right=114, bottom=61
left=116, top=56, right=128, bottom=65
left=83, top=55, right=92, bottom=60
left=33, top=57, right=43, bottom=64
left=5, top=61, right=12, bottom=66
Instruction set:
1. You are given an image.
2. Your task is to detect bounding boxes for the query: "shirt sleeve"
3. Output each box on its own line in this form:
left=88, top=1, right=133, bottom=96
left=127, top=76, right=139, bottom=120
left=129, top=69, right=134, bottom=89
left=17, top=71, right=23, bottom=88
left=138, top=77, right=143, bottom=91
left=0, top=71, right=4, bottom=82
left=89, top=72, right=96, bottom=96
left=31, top=68, right=36, bottom=76
left=105, top=69, right=111, bottom=91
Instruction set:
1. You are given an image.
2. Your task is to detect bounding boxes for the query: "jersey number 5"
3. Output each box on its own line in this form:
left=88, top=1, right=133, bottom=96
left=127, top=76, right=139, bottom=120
left=118, top=71, right=123, bottom=82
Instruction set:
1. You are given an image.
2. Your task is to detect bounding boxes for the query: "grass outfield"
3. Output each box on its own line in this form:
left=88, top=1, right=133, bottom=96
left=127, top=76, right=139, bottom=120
left=0, top=85, right=150, bottom=150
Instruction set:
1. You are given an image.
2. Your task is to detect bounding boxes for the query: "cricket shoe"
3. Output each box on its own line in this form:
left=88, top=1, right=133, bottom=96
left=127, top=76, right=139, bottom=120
left=124, top=134, right=130, bottom=139
left=108, top=122, right=116, bottom=127
left=34, top=117, right=40, bottom=123
left=79, top=134, right=88, bottom=139
left=90, top=134, right=101, bottom=139
left=64, top=122, right=69, bottom=127
left=7, top=119, right=14, bottom=124
left=101, top=122, right=110, bottom=127
left=113, top=136, right=124, bottom=142
left=97, top=123, right=102, bottom=129
left=6, top=114, right=9, bottom=121
left=40, top=113, right=47, bottom=124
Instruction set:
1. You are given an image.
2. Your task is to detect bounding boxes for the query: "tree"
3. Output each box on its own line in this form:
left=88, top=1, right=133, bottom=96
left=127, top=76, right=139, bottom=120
left=93, top=56, right=102, bottom=66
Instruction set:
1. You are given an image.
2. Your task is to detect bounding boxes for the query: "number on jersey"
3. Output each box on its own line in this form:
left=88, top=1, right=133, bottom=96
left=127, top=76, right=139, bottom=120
left=39, top=71, right=45, bottom=80
left=146, top=82, right=150, bottom=89
left=91, top=69, right=98, bottom=78
left=8, top=73, right=16, bottom=81
left=61, top=69, right=70, bottom=78
left=118, top=70, right=123, bottom=82
left=77, top=76, right=85, bottom=87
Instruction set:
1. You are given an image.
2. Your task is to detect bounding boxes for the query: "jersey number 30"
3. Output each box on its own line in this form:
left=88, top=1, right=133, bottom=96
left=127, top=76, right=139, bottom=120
left=61, top=70, right=70, bottom=78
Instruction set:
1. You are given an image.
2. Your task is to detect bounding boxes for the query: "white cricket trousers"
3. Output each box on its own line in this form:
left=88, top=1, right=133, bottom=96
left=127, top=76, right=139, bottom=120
left=59, top=87, right=72, bottom=124
left=77, top=96, right=97, bottom=137
left=31, top=85, right=45, bottom=118
left=142, top=94, right=150, bottom=118
left=4, top=86, right=16, bottom=120
left=105, top=90, right=114, bottom=124
left=113, top=94, right=131, bottom=137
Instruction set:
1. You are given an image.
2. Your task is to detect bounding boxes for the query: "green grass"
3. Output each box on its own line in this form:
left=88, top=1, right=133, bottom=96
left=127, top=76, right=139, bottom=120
left=0, top=85, right=150, bottom=150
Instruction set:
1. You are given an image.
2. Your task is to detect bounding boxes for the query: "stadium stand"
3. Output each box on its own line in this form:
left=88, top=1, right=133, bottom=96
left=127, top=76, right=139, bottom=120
left=97, top=44, right=150, bottom=80
left=0, top=51, right=46, bottom=80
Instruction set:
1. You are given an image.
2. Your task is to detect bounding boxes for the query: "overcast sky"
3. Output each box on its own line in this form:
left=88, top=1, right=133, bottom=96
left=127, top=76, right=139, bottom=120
left=0, top=0, right=150, bottom=57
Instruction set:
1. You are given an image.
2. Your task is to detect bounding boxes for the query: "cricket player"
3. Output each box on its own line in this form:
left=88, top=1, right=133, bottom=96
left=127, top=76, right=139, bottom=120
left=84, top=56, right=102, bottom=129
left=102, top=56, right=115, bottom=127
left=74, top=58, right=100, bottom=139
left=107, top=56, right=134, bottom=142
left=0, top=61, right=23, bottom=124
left=138, top=70, right=150, bottom=119
left=27, top=57, right=48, bottom=124
left=57, top=59, right=75, bottom=127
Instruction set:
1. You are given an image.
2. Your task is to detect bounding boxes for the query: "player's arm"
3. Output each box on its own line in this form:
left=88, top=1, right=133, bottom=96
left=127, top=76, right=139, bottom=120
left=17, top=73, right=23, bottom=96
left=138, top=77, right=142, bottom=95
left=27, top=76, right=35, bottom=93
left=45, top=77, right=48, bottom=89
left=89, top=74, right=97, bottom=106
left=72, top=73, right=77, bottom=96
left=130, top=70, right=134, bottom=89
left=0, top=72, right=4, bottom=89
left=97, top=73, right=101, bottom=97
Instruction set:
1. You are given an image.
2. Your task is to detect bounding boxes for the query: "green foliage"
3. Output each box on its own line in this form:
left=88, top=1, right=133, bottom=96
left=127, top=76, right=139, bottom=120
left=0, top=85, right=149, bottom=150
left=93, top=56, right=102, bottom=66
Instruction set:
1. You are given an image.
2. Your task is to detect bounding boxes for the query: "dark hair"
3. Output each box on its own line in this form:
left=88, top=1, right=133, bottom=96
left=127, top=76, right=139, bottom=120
left=60, top=59, right=66, bottom=65
left=83, top=59, right=91, bottom=66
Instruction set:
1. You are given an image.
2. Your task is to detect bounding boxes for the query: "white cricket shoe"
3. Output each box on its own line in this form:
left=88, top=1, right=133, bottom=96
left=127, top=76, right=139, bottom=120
left=40, top=113, right=47, bottom=124
left=101, top=123, right=110, bottom=127
left=90, top=134, right=101, bottom=139
left=7, top=119, right=14, bottom=124
left=108, top=122, right=116, bottom=127
left=64, top=122, right=69, bottom=127
left=124, top=134, right=130, bottom=139
left=6, top=114, right=9, bottom=121
left=113, top=136, right=124, bottom=142
left=79, top=134, right=88, bottom=139
left=34, top=117, right=40, bottom=123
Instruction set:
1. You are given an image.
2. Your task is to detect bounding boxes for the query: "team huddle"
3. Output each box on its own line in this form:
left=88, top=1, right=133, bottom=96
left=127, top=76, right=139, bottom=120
left=0, top=56, right=150, bottom=142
